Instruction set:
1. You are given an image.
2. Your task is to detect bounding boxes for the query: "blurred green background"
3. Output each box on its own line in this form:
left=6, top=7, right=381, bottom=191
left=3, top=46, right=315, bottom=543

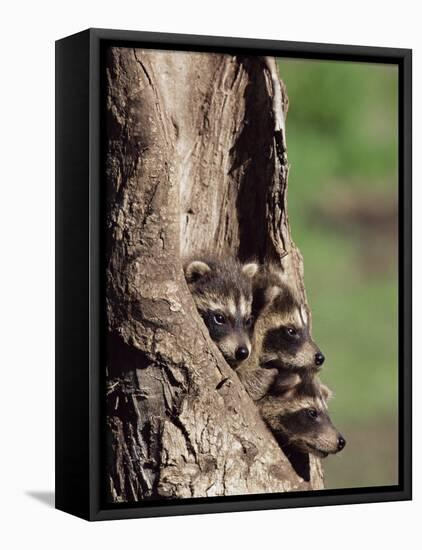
left=277, top=58, right=399, bottom=489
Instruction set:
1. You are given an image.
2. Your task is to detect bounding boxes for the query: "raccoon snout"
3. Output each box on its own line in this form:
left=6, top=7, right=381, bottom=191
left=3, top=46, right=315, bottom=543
left=314, top=352, right=325, bottom=367
left=235, top=346, right=249, bottom=361
left=337, top=435, right=346, bottom=452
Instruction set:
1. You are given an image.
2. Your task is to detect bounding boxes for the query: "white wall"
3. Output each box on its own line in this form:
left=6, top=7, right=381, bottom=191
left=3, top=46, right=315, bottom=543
left=0, top=1, right=418, bottom=548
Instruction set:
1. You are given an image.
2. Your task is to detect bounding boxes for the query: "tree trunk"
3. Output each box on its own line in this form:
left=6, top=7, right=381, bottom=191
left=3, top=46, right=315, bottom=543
left=105, top=47, right=324, bottom=503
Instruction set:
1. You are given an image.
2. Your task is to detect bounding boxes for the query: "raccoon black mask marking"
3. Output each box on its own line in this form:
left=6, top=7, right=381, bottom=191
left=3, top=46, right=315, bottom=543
left=184, top=255, right=258, bottom=367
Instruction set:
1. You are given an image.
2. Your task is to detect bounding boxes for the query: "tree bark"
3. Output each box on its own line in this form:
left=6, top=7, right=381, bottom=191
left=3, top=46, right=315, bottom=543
left=105, top=47, right=324, bottom=503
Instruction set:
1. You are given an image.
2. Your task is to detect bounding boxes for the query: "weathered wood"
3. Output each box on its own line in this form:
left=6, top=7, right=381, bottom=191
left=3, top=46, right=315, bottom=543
left=105, top=47, right=323, bottom=503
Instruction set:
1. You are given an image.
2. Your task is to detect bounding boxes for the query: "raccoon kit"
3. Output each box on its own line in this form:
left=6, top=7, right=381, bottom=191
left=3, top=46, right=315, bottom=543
left=258, top=373, right=346, bottom=458
left=184, top=255, right=258, bottom=367
left=237, top=265, right=325, bottom=400
left=253, top=265, right=325, bottom=371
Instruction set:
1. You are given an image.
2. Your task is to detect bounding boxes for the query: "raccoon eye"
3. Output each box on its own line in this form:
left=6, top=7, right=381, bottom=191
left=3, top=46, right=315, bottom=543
left=214, top=313, right=226, bottom=325
left=285, top=327, right=298, bottom=337
left=245, top=315, right=254, bottom=328
left=306, top=408, right=319, bottom=420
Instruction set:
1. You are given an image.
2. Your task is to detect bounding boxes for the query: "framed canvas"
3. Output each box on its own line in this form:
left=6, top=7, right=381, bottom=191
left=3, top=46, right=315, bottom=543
left=55, top=28, right=412, bottom=521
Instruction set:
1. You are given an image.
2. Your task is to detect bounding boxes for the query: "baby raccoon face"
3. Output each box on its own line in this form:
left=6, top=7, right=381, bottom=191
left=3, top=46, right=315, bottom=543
left=200, top=306, right=254, bottom=365
left=184, top=256, right=258, bottom=367
left=259, top=378, right=346, bottom=458
left=254, top=275, right=325, bottom=371
left=274, top=402, right=345, bottom=458
left=261, top=310, right=324, bottom=371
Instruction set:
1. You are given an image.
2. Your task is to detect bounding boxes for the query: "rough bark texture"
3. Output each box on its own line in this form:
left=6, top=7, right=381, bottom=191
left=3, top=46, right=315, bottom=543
left=105, top=47, right=324, bottom=503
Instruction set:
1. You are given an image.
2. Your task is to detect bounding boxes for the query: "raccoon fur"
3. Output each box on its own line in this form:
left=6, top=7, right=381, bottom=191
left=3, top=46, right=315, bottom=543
left=184, top=255, right=258, bottom=367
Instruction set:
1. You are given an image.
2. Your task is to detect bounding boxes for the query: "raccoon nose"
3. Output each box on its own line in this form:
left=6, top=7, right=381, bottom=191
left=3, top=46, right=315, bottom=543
left=314, top=352, right=325, bottom=367
left=235, top=346, right=249, bottom=361
left=337, top=436, right=346, bottom=451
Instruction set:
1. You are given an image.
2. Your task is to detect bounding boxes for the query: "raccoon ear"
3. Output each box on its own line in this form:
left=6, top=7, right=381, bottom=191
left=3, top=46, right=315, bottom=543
left=242, top=262, right=259, bottom=279
left=320, top=383, right=333, bottom=402
left=264, top=285, right=281, bottom=305
left=184, top=260, right=212, bottom=283
left=273, top=372, right=301, bottom=397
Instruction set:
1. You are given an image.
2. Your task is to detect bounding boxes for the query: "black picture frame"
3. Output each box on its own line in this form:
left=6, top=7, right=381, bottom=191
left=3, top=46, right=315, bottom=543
left=55, top=28, right=412, bottom=521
